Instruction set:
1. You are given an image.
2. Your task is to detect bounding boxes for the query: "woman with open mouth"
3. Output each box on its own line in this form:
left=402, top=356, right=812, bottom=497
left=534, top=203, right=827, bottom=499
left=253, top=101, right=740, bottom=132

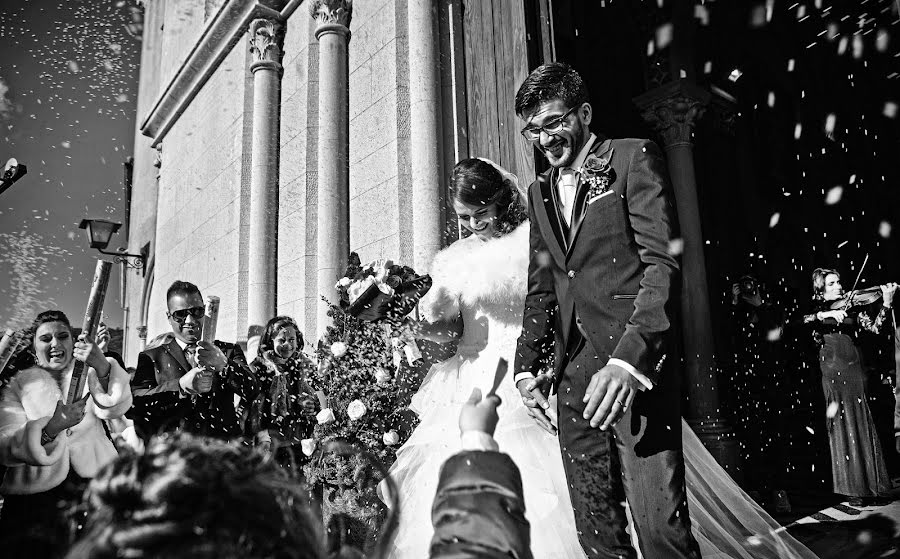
left=0, top=310, right=133, bottom=557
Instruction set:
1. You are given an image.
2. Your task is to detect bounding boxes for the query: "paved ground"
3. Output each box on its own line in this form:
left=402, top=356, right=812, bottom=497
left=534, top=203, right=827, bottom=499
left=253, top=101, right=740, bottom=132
left=783, top=479, right=900, bottom=558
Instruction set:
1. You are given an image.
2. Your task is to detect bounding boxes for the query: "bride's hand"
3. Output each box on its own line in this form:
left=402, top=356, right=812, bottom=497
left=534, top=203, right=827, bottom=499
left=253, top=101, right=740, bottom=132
left=517, top=374, right=557, bottom=435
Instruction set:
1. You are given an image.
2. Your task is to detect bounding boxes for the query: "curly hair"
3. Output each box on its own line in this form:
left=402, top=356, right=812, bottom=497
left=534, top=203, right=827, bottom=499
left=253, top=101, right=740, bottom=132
left=449, top=158, right=527, bottom=237
left=66, top=434, right=325, bottom=559
left=514, top=62, right=589, bottom=117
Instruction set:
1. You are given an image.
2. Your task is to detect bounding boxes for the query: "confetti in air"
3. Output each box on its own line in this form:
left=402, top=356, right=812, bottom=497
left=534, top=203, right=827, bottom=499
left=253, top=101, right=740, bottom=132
left=825, top=186, right=843, bottom=205
left=667, top=238, right=684, bottom=256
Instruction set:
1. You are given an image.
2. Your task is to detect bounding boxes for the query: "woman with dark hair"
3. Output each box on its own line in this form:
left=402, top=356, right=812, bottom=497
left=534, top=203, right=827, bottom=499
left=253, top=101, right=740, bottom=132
left=247, top=315, right=324, bottom=471
left=0, top=310, right=133, bottom=556
left=66, top=433, right=326, bottom=559
left=804, top=268, right=896, bottom=506
left=381, top=158, right=584, bottom=558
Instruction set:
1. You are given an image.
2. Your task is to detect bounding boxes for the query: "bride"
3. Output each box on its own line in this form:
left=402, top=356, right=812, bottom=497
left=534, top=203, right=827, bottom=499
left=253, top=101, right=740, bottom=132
left=382, top=158, right=816, bottom=559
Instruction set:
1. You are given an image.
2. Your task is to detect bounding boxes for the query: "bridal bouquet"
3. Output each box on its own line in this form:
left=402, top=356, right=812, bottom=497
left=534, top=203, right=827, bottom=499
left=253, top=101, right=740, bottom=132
left=336, top=253, right=431, bottom=322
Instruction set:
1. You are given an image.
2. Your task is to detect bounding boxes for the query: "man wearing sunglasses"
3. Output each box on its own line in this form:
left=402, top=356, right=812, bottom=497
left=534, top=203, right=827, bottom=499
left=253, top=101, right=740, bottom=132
left=513, top=63, right=699, bottom=558
left=128, top=281, right=258, bottom=442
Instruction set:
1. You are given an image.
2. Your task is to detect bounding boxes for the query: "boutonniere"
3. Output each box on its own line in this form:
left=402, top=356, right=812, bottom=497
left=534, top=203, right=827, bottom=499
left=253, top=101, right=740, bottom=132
left=580, top=149, right=616, bottom=199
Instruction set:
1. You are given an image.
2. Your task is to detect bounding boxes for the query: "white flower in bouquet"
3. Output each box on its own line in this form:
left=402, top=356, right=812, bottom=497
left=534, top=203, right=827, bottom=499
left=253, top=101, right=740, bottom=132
left=330, top=341, right=348, bottom=358
left=373, top=367, right=392, bottom=385
left=316, top=408, right=336, bottom=424
left=382, top=430, right=400, bottom=446
left=301, top=438, right=317, bottom=456
left=347, top=399, right=368, bottom=420
left=347, top=276, right=375, bottom=304
left=335, top=277, right=351, bottom=289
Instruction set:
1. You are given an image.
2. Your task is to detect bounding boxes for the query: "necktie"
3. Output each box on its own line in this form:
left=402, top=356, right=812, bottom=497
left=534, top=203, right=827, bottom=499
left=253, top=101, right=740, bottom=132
left=559, top=168, right=578, bottom=226
left=185, top=344, right=198, bottom=369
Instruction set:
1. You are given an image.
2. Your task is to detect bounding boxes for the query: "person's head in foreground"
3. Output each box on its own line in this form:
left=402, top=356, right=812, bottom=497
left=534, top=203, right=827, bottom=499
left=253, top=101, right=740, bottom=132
left=66, top=434, right=325, bottom=559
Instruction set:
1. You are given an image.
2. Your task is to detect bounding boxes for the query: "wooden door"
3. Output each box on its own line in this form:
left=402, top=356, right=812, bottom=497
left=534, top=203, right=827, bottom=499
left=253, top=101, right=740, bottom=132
left=461, top=0, right=536, bottom=185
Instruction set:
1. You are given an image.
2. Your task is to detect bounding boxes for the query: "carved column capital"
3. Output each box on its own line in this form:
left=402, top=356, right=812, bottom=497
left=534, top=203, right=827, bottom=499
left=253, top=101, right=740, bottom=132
left=249, top=18, right=285, bottom=73
left=310, top=0, right=352, bottom=33
left=635, top=79, right=711, bottom=148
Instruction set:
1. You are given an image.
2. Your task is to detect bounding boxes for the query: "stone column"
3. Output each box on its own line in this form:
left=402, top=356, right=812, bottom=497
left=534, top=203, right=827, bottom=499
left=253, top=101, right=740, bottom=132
left=635, top=79, right=740, bottom=475
left=407, top=0, right=443, bottom=270
left=247, top=18, right=285, bottom=349
left=311, top=0, right=352, bottom=336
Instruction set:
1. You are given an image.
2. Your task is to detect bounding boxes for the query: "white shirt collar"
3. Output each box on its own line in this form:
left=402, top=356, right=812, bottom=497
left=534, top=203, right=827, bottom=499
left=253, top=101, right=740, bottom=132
left=174, top=337, right=188, bottom=351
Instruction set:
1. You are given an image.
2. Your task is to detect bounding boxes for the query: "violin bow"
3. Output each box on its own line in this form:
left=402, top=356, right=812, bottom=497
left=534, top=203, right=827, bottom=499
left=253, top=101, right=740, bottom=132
left=844, top=253, right=870, bottom=308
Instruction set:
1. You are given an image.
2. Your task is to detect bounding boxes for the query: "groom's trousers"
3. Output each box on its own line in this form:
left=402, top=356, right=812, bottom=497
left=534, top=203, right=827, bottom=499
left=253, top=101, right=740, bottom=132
left=556, top=340, right=701, bottom=559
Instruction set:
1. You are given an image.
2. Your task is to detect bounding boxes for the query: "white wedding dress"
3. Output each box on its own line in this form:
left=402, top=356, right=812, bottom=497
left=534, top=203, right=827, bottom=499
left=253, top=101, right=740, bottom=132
left=384, top=222, right=817, bottom=559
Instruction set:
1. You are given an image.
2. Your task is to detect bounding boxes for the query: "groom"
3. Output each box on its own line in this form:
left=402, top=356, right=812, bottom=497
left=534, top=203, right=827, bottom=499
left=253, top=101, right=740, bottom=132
left=513, top=62, right=700, bottom=558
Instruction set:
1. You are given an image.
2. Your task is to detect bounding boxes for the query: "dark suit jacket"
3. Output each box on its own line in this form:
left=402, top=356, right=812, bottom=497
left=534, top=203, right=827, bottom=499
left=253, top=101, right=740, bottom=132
left=430, top=450, right=532, bottom=559
left=514, top=137, right=680, bottom=388
left=127, top=335, right=258, bottom=441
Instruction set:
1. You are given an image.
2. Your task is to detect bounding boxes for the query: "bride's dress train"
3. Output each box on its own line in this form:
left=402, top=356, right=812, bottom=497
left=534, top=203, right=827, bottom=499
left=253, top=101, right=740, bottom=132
left=383, top=223, right=816, bottom=559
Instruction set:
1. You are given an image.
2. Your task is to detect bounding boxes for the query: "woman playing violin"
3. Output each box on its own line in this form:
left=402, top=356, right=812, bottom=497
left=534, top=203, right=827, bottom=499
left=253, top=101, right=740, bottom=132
left=804, top=268, right=897, bottom=507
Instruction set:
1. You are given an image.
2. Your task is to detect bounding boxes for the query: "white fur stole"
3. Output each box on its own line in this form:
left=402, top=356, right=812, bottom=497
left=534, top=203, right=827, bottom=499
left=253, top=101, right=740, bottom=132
left=421, top=223, right=529, bottom=320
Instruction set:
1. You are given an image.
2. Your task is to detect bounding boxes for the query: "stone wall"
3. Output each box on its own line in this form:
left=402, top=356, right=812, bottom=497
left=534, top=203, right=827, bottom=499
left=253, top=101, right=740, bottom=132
left=148, top=43, right=250, bottom=342
left=131, top=0, right=422, bottom=349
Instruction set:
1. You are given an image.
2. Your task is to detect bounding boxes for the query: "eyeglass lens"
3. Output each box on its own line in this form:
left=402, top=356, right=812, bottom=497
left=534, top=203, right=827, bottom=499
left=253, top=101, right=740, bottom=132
left=171, top=306, right=205, bottom=322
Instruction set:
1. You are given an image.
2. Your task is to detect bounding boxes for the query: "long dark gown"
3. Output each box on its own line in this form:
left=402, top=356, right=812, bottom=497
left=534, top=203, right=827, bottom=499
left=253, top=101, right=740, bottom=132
left=807, top=302, right=891, bottom=498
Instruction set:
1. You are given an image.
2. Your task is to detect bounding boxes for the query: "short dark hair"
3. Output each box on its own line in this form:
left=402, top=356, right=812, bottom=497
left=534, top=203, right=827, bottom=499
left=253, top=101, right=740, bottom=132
left=514, top=62, right=589, bottom=117
left=166, top=280, right=201, bottom=303
left=67, top=434, right=325, bottom=559
left=449, top=158, right=527, bottom=237
left=258, top=315, right=303, bottom=358
left=31, top=310, right=72, bottom=332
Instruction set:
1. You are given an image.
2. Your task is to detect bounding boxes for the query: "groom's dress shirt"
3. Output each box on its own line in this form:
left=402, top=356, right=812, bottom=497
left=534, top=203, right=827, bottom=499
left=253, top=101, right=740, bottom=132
left=557, top=133, right=597, bottom=227
left=514, top=133, right=654, bottom=392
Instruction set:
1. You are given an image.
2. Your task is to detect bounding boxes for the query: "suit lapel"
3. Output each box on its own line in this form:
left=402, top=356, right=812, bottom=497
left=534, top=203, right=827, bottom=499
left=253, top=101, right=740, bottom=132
left=567, top=137, right=612, bottom=258
left=530, top=173, right=567, bottom=268
left=164, top=339, right=191, bottom=374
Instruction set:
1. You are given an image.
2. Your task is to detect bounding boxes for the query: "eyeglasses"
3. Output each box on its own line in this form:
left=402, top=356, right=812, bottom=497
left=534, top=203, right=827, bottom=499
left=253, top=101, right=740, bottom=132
left=168, top=306, right=205, bottom=323
left=520, top=106, right=579, bottom=141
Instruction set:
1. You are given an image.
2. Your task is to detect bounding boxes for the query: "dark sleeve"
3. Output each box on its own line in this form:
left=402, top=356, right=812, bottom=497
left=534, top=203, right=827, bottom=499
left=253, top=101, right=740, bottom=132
left=221, top=343, right=259, bottom=403
left=430, top=451, right=533, bottom=559
left=127, top=351, right=183, bottom=438
left=608, top=140, right=680, bottom=383
left=514, top=187, right=559, bottom=380
left=131, top=350, right=181, bottom=397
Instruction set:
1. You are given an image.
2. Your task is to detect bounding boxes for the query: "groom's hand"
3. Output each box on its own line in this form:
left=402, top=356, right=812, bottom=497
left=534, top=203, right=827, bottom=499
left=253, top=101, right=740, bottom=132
left=583, top=363, right=640, bottom=430
left=517, top=374, right=557, bottom=435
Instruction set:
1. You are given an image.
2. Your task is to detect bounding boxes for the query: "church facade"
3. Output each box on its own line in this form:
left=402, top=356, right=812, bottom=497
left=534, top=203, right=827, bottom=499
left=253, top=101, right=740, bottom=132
left=123, top=0, right=805, bottom=474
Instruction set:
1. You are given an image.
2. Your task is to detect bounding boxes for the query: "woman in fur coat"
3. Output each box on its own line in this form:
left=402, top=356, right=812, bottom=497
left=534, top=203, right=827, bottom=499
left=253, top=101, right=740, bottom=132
left=0, top=310, right=133, bottom=556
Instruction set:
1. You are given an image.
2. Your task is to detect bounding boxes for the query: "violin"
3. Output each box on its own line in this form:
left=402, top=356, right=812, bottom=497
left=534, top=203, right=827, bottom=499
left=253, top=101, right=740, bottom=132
left=828, top=285, right=891, bottom=310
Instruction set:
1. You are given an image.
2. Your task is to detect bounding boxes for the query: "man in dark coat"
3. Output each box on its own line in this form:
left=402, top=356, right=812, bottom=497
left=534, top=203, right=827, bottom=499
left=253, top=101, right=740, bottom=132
left=513, top=62, right=700, bottom=558
left=127, top=280, right=258, bottom=441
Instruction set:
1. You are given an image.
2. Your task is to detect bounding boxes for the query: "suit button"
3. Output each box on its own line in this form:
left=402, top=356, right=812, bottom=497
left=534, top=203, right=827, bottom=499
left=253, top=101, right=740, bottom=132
left=66, top=429, right=73, bottom=436
left=567, top=270, right=576, bottom=279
